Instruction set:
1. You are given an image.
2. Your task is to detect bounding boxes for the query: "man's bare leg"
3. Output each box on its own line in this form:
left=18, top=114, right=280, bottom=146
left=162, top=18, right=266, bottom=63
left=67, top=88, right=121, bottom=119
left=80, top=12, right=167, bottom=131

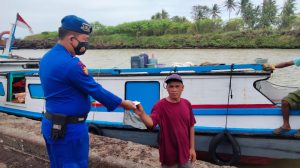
left=281, top=100, right=291, bottom=129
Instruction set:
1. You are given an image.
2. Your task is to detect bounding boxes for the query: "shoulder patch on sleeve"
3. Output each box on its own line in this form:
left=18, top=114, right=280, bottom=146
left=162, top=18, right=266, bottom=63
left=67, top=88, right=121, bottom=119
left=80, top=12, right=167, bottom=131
left=78, top=61, right=88, bottom=75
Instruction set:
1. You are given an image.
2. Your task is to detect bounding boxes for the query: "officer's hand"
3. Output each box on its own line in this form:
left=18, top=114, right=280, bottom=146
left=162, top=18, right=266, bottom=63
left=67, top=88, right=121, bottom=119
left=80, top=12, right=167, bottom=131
left=121, top=100, right=136, bottom=110
left=262, top=63, right=275, bottom=72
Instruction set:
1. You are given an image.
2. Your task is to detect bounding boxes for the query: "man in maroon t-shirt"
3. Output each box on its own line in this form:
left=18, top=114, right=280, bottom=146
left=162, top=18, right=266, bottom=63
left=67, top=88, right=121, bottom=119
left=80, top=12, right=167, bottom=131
left=134, top=74, right=196, bottom=168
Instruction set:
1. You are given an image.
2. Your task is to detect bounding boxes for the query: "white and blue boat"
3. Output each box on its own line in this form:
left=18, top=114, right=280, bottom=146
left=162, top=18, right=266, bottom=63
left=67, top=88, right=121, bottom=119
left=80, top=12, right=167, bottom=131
left=0, top=60, right=300, bottom=165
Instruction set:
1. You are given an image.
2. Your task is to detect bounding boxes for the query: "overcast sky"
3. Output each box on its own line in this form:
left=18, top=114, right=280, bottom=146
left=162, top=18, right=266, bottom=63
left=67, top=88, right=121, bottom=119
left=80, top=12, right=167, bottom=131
left=1, top=0, right=299, bottom=38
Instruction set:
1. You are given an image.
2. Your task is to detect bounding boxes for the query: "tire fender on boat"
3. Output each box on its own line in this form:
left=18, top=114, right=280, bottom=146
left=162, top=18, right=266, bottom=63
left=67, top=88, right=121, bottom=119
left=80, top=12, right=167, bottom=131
left=208, top=132, right=241, bottom=165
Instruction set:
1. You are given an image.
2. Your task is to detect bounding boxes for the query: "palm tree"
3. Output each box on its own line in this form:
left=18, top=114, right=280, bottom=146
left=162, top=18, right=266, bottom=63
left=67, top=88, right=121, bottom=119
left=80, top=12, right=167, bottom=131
left=242, top=3, right=260, bottom=29
left=224, top=0, right=237, bottom=20
left=151, top=9, right=169, bottom=20
left=280, top=0, right=296, bottom=28
left=151, top=12, right=162, bottom=20
left=191, top=5, right=210, bottom=21
left=171, top=16, right=189, bottom=22
left=281, top=0, right=296, bottom=16
left=161, top=9, right=169, bottom=19
left=259, top=0, right=277, bottom=28
left=236, top=0, right=249, bottom=16
left=211, top=4, right=221, bottom=19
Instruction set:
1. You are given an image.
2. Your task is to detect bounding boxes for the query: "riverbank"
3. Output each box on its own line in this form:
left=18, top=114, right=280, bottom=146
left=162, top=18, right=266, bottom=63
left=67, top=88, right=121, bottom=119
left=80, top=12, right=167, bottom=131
left=17, top=29, right=300, bottom=49
left=0, top=113, right=234, bottom=168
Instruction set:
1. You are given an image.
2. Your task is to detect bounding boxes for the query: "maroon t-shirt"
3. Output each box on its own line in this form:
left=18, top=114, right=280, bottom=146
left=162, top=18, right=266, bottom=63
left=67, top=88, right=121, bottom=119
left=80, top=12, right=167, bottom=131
left=150, top=98, right=196, bottom=166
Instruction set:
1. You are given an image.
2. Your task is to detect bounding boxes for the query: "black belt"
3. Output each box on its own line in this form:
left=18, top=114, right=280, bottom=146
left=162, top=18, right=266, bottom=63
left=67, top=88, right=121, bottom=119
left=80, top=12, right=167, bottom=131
left=44, top=112, right=87, bottom=124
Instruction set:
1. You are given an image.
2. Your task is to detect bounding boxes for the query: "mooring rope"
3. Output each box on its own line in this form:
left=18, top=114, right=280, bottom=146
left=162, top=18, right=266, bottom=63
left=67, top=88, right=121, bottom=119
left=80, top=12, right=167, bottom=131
left=225, top=64, right=234, bottom=131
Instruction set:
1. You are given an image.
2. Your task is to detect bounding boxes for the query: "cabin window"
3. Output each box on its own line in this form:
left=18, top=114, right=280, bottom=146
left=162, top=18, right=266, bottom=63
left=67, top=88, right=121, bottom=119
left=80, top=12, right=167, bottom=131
left=0, top=82, right=5, bottom=96
left=28, top=84, right=45, bottom=99
left=125, top=81, right=160, bottom=114
left=7, top=73, right=26, bottom=103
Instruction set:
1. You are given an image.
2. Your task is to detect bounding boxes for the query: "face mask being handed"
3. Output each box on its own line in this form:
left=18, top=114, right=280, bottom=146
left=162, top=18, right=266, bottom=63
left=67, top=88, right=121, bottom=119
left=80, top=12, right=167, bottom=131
left=72, top=37, right=89, bottom=55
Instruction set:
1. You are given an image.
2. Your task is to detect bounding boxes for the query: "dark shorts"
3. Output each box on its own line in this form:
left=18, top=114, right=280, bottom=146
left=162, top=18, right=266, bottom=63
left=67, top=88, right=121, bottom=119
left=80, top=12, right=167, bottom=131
left=283, top=89, right=300, bottom=110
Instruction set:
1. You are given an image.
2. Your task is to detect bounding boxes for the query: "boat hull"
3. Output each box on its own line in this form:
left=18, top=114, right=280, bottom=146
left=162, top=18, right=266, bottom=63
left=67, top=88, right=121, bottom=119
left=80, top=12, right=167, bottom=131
left=1, top=64, right=300, bottom=164
left=95, top=127, right=300, bottom=161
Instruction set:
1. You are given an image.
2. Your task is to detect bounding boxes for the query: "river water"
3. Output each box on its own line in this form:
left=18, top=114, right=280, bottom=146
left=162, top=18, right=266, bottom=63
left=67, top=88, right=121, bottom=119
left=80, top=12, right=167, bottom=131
left=15, top=48, right=300, bottom=87
left=11, top=48, right=300, bottom=168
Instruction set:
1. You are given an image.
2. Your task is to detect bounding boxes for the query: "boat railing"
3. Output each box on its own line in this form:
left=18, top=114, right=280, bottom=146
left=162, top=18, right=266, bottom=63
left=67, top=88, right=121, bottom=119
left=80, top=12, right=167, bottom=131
left=88, top=64, right=265, bottom=75
left=1, top=63, right=267, bottom=76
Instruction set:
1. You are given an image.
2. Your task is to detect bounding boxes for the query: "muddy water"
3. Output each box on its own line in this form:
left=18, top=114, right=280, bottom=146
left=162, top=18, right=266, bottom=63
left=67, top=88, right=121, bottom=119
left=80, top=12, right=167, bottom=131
left=14, top=48, right=300, bottom=87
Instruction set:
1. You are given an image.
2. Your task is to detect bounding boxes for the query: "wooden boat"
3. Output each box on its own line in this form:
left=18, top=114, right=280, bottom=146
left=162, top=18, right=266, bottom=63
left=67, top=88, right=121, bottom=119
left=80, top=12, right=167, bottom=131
left=0, top=62, right=299, bottom=165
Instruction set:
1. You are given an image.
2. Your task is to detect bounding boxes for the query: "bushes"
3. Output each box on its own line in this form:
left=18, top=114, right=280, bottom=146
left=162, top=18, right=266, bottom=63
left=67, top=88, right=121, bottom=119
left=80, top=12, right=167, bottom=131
left=20, top=18, right=300, bottom=49
left=223, top=19, right=244, bottom=32
left=89, top=30, right=300, bottom=49
left=93, top=20, right=193, bottom=37
left=191, top=19, right=222, bottom=34
left=24, top=31, right=57, bottom=41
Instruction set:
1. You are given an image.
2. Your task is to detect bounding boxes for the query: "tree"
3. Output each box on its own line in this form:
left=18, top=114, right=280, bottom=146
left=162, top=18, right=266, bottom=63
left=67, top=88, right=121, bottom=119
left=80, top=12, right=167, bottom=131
left=279, top=0, right=297, bottom=29
left=191, top=5, right=211, bottom=21
left=224, top=0, right=237, bottom=20
left=192, top=18, right=222, bottom=34
left=242, top=2, right=261, bottom=29
left=161, top=9, right=169, bottom=19
left=151, top=12, right=162, bottom=20
left=259, top=0, right=277, bottom=28
left=211, top=4, right=221, bottom=19
left=151, top=9, right=169, bottom=20
left=224, top=18, right=244, bottom=31
left=171, top=16, right=189, bottom=22
left=236, top=0, right=250, bottom=16
left=90, top=22, right=107, bottom=35
left=290, top=16, right=300, bottom=31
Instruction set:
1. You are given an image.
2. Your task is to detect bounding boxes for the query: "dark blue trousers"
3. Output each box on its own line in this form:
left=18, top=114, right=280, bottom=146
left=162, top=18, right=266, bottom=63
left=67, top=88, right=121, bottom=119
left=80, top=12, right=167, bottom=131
left=44, top=134, right=89, bottom=168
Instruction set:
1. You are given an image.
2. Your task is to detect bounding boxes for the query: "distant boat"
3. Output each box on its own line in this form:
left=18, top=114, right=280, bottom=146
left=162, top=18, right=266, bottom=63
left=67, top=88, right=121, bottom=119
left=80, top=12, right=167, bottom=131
left=1, top=13, right=33, bottom=59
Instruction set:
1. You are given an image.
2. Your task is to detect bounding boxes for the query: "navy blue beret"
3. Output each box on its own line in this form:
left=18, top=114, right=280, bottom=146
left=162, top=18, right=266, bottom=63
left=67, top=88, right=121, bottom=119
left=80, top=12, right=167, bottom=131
left=61, top=15, right=92, bottom=35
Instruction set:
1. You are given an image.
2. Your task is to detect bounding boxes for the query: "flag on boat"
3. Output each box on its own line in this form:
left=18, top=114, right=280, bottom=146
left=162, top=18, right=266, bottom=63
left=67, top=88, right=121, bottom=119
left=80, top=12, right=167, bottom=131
left=16, top=13, right=33, bottom=33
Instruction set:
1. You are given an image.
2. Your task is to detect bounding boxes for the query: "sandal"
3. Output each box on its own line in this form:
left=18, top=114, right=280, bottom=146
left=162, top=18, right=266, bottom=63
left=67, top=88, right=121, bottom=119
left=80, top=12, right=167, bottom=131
left=273, top=127, right=291, bottom=135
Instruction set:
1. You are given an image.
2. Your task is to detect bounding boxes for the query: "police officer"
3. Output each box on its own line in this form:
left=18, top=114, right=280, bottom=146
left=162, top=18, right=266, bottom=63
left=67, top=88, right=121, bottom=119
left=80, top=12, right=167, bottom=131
left=39, top=15, right=136, bottom=168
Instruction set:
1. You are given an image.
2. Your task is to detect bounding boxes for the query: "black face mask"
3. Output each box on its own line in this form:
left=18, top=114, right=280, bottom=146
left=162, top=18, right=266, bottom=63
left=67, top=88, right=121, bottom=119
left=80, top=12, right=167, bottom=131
left=72, top=37, right=88, bottom=55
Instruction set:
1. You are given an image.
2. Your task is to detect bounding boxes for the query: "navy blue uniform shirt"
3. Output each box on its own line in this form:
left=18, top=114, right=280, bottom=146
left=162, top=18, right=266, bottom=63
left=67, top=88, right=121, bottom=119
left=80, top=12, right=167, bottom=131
left=40, top=43, right=122, bottom=142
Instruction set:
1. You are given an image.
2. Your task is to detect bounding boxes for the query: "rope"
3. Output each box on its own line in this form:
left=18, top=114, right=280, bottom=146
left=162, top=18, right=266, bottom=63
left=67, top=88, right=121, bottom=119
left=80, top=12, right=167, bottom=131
left=225, top=64, right=234, bottom=131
